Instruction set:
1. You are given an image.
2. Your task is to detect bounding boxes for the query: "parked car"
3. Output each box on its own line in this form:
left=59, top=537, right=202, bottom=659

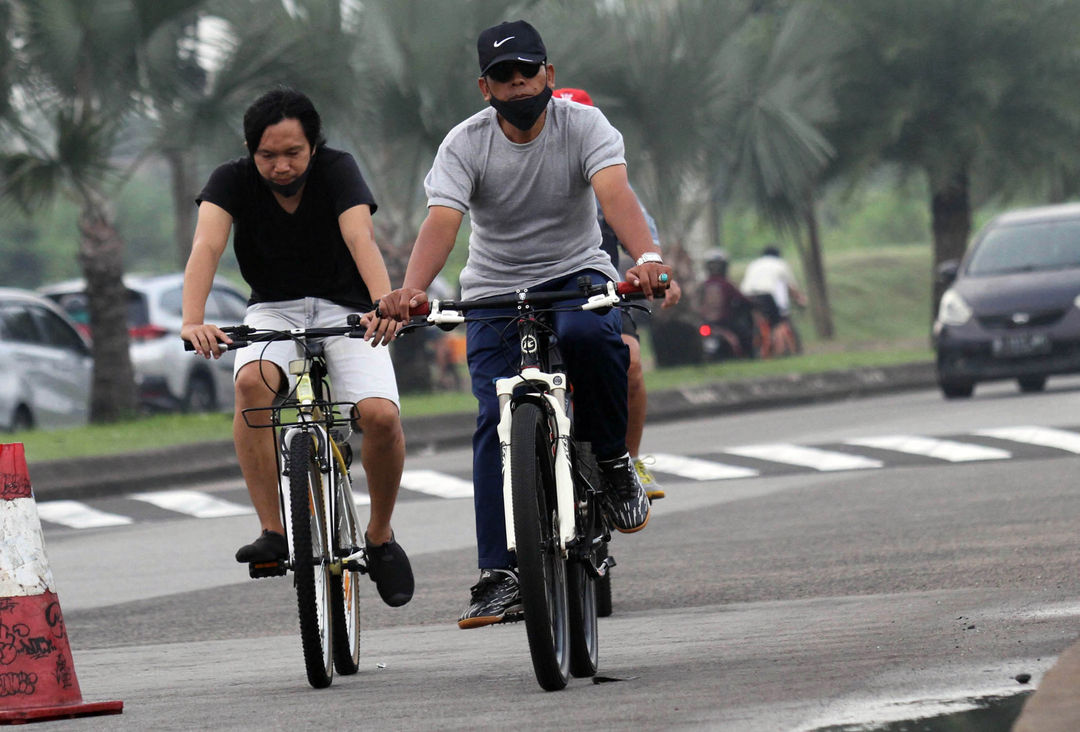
left=40, top=273, right=249, bottom=412
left=934, top=202, right=1080, bottom=399
left=0, top=288, right=92, bottom=430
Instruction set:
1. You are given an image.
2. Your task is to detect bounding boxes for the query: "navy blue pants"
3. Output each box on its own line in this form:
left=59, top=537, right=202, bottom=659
left=465, top=271, right=630, bottom=569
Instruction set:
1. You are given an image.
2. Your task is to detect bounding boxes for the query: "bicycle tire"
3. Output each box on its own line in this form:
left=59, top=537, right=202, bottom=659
left=330, top=452, right=361, bottom=675
left=511, top=401, right=570, bottom=691
left=289, top=433, right=334, bottom=689
left=567, top=552, right=599, bottom=678
left=596, top=543, right=613, bottom=618
left=568, top=444, right=600, bottom=677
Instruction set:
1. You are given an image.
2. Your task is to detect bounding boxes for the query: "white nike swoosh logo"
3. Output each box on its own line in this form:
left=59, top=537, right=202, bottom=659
left=493, top=36, right=515, bottom=47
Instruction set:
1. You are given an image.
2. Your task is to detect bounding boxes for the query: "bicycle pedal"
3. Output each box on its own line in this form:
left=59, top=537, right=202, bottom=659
left=341, top=560, right=368, bottom=574
left=248, top=560, right=287, bottom=579
left=497, top=610, right=525, bottom=625
left=596, top=554, right=617, bottom=578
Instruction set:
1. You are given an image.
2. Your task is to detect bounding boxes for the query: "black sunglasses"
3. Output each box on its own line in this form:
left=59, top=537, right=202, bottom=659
left=486, top=61, right=544, bottom=84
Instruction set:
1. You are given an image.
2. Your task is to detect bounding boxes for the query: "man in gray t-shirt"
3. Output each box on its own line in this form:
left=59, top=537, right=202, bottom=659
left=380, top=19, right=673, bottom=630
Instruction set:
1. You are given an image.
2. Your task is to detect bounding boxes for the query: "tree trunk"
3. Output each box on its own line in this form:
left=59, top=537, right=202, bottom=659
left=167, top=149, right=197, bottom=269
left=930, top=169, right=972, bottom=310
left=78, top=195, right=139, bottom=422
left=799, top=196, right=834, bottom=340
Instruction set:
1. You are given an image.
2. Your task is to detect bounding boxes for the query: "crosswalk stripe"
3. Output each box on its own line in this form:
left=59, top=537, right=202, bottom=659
left=648, top=453, right=759, bottom=480
left=36, top=500, right=134, bottom=529
left=129, top=490, right=255, bottom=518
left=400, top=469, right=474, bottom=498
left=844, top=435, right=1011, bottom=462
left=723, top=443, right=883, bottom=471
left=976, top=426, right=1080, bottom=454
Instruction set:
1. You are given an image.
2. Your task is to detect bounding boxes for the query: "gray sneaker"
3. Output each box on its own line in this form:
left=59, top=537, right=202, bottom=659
left=633, top=456, right=666, bottom=501
left=598, top=453, right=651, bottom=533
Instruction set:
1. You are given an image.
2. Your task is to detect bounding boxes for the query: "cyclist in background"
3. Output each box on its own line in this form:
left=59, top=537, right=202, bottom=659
left=740, top=244, right=807, bottom=355
left=554, top=86, right=682, bottom=501
left=379, top=20, right=672, bottom=629
left=180, top=88, right=414, bottom=608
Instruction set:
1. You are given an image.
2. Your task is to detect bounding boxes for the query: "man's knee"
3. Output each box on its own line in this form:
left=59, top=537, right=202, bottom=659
left=234, top=362, right=283, bottom=407
left=353, top=398, right=402, bottom=438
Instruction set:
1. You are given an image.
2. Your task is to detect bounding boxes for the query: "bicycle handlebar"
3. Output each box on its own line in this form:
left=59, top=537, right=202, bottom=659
left=403, top=279, right=661, bottom=327
left=183, top=280, right=661, bottom=350
left=182, top=323, right=371, bottom=352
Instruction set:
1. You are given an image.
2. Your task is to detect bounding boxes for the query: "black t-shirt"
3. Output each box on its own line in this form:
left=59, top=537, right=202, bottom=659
left=196, top=147, right=378, bottom=309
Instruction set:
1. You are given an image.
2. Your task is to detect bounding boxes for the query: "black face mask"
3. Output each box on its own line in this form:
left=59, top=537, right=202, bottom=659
left=489, top=86, right=552, bottom=132
left=258, top=148, right=315, bottom=198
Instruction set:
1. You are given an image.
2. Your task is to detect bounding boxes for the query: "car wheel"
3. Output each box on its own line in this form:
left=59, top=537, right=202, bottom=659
left=1017, top=376, right=1047, bottom=393
left=8, top=405, right=33, bottom=432
left=184, top=372, right=217, bottom=413
left=940, top=381, right=974, bottom=399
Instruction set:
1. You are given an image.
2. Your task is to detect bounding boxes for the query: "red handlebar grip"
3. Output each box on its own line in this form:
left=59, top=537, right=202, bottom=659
left=410, top=302, right=431, bottom=316
left=615, top=281, right=641, bottom=295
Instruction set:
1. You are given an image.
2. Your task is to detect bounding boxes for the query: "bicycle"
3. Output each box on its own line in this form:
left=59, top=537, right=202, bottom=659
left=185, top=317, right=371, bottom=688
left=402, top=277, right=652, bottom=691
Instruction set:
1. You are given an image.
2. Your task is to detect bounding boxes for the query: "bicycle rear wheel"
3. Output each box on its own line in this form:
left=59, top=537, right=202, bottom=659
left=330, top=460, right=361, bottom=675
left=511, top=401, right=570, bottom=691
left=568, top=444, right=600, bottom=677
left=567, top=552, right=599, bottom=678
left=289, top=432, right=334, bottom=688
left=596, top=543, right=613, bottom=618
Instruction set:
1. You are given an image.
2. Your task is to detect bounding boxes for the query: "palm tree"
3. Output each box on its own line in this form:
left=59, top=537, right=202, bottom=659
left=1, top=0, right=203, bottom=421
left=720, top=2, right=839, bottom=337
left=147, top=0, right=361, bottom=267
left=826, top=0, right=1080, bottom=308
left=559, top=0, right=838, bottom=336
left=340, top=0, right=532, bottom=276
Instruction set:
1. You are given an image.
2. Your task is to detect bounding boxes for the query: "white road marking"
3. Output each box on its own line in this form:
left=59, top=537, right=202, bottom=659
left=36, top=500, right=134, bottom=529
left=976, top=426, right=1080, bottom=454
left=129, top=490, right=255, bottom=518
left=399, top=470, right=474, bottom=498
left=647, top=453, right=759, bottom=480
left=844, top=435, right=1011, bottom=462
left=723, top=444, right=883, bottom=471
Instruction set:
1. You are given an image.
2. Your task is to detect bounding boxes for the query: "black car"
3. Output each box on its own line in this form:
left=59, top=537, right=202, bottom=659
left=934, top=203, right=1080, bottom=398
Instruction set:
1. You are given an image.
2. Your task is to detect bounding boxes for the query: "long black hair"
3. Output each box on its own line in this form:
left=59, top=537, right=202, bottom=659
left=242, top=88, right=326, bottom=154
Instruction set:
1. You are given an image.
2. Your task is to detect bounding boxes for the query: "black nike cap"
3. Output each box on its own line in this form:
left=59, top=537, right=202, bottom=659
left=477, top=20, right=546, bottom=76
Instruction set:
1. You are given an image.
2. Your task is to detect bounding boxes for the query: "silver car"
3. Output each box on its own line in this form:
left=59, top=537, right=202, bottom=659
left=40, top=273, right=249, bottom=412
left=0, top=288, right=92, bottom=430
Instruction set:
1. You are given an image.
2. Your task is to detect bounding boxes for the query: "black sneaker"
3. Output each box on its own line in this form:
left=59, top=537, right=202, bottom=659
left=365, top=533, right=414, bottom=607
left=235, top=530, right=288, bottom=563
left=458, top=569, right=522, bottom=629
left=598, top=453, right=651, bottom=533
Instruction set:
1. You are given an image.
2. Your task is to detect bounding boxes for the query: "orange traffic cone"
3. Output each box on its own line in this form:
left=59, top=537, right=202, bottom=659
left=0, top=443, right=123, bottom=724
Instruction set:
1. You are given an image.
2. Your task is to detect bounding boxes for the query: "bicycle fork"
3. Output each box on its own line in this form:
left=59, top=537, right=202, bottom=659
left=498, top=367, right=577, bottom=555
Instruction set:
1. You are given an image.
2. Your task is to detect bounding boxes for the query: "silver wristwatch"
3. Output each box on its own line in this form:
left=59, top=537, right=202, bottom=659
left=635, top=252, right=664, bottom=266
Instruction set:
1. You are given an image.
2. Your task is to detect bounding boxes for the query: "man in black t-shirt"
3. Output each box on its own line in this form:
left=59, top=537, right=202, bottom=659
left=181, top=89, right=413, bottom=608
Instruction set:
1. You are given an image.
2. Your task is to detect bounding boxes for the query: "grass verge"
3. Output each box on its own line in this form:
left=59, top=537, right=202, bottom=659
left=14, top=345, right=931, bottom=463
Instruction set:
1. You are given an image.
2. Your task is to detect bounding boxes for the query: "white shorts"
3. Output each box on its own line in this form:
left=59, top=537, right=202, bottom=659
left=232, top=298, right=400, bottom=409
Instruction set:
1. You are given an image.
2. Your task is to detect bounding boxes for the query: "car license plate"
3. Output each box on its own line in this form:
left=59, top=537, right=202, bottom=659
left=992, top=333, right=1051, bottom=358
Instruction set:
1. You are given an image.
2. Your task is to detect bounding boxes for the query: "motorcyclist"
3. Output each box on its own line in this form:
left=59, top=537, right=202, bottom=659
left=700, top=249, right=754, bottom=358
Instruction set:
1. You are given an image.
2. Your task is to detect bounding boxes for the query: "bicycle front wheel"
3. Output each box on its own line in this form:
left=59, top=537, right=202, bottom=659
left=289, top=432, right=334, bottom=688
left=511, top=401, right=570, bottom=691
left=330, top=455, right=361, bottom=675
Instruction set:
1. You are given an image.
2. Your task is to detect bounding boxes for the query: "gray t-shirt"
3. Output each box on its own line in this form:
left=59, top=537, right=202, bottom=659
left=425, top=96, right=624, bottom=299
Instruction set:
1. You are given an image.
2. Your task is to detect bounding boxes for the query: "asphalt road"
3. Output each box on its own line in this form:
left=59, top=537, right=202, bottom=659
left=29, top=377, right=1080, bottom=730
